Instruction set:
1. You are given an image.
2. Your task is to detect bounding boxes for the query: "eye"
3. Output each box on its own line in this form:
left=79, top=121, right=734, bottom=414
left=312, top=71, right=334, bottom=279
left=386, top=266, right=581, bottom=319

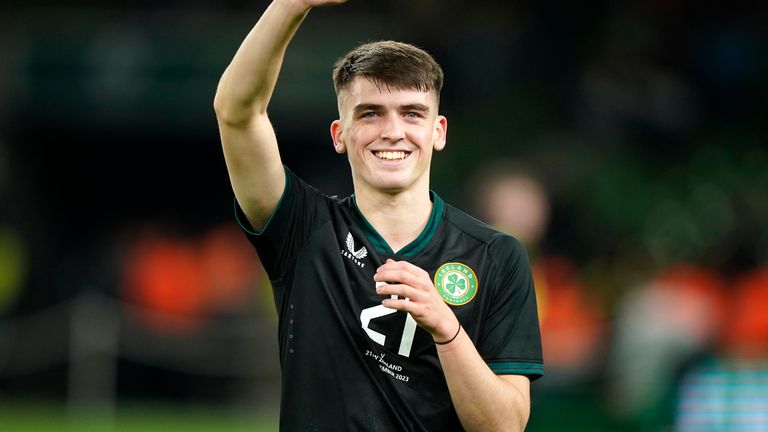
left=404, top=111, right=423, bottom=119
left=361, top=111, right=379, bottom=119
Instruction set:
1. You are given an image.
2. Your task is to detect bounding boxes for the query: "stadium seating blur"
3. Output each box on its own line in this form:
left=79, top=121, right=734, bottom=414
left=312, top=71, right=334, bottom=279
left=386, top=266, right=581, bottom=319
left=1, top=1, right=766, bottom=430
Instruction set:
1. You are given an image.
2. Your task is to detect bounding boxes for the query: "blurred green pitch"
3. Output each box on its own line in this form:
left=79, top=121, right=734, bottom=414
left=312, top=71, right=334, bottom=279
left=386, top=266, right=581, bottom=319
left=0, top=403, right=278, bottom=432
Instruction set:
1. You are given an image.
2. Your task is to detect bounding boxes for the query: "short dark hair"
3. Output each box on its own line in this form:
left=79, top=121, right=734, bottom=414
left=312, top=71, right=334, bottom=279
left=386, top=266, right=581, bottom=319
left=332, top=41, right=444, bottom=99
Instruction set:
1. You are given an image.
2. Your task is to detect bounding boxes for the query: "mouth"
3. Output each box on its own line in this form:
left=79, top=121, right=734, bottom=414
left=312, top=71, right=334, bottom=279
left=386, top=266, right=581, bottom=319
left=373, top=150, right=412, bottom=161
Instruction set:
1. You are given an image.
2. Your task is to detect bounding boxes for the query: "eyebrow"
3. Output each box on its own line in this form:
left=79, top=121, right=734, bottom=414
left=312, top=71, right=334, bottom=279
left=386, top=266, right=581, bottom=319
left=401, top=103, right=430, bottom=113
left=352, top=103, right=431, bottom=115
left=352, top=104, right=383, bottom=115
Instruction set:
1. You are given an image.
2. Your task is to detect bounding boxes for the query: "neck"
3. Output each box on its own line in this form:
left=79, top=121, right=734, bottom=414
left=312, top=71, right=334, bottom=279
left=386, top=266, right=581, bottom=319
left=355, top=184, right=433, bottom=253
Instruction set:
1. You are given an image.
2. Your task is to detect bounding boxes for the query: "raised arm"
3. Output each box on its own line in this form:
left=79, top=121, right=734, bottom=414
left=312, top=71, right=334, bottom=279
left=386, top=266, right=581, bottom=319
left=213, top=0, right=346, bottom=229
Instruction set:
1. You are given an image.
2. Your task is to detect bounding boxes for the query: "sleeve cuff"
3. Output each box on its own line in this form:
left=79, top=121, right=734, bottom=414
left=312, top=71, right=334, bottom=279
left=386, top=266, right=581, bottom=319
left=487, top=361, right=544, bottom=379
left=233, top=168, right=292, bottom=236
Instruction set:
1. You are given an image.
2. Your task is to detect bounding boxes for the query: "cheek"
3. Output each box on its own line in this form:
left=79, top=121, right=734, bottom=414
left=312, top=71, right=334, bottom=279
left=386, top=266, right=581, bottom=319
left=412, top=130, right=435, bottom=152
left=355, top=124, right=378, bottom=140
left=341, top=129, right=365, bottom=160
left=409, top=124, right=433, bottom=140
left=350, top=126, right=377, bottom=150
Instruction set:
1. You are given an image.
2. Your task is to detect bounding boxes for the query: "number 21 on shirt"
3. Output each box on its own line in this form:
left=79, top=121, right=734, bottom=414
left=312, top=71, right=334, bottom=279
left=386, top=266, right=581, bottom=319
left=360, top=281, right=418, bottom=358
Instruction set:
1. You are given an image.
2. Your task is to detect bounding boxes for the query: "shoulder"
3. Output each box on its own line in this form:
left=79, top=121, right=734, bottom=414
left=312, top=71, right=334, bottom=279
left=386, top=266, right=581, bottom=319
left=443, top=203, right=527, bottom=258
left=285, top=167, right=347, bottom=205
left=442, top=204, right=532, bottom=297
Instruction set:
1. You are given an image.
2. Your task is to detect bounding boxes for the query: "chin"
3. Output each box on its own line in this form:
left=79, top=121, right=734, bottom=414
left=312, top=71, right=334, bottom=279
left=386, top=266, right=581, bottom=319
left=356, top=168, right=424, bottom=194
left=374, top=182, right=408, bottom=193
left=368, top=176, right=411, bottom=193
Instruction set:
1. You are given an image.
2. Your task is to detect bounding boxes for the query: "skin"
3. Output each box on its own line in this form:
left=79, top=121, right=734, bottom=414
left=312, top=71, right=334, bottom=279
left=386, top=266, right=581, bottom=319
left=375, top=259, right=531, bottom=431
left=214, top=0, right=531, bottom=430
left=331, top=77, right=447, bottom=252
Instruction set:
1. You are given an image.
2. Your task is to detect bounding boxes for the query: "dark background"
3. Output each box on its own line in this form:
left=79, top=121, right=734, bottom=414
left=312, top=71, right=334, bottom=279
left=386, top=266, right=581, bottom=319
left=1, top=1, right=767, bottom=430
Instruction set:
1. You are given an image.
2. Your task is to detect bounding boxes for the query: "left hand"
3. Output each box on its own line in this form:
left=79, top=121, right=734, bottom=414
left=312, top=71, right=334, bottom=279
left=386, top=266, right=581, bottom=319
left=374, top=259, right=459, bottom=343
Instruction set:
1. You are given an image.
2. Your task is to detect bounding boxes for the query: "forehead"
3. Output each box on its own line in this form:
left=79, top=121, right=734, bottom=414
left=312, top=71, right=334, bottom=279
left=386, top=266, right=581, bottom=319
left=337, top=77, right=438, bottom=111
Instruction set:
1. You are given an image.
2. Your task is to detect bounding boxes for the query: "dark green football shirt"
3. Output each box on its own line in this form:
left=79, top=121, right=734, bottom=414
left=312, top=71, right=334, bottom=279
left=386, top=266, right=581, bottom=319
left=236, top=167, right=543, bottom=431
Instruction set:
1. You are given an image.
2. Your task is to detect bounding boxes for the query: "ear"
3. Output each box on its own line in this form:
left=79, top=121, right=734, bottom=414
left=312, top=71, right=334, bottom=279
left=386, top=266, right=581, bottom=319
left=433, top=115, right=447, bottom=152
left=330, top=120, right=346, bottom=154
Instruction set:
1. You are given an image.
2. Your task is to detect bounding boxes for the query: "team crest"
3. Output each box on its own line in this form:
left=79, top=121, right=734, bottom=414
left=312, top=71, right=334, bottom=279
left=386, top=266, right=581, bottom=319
left=434, top=262, right=478, bottom=306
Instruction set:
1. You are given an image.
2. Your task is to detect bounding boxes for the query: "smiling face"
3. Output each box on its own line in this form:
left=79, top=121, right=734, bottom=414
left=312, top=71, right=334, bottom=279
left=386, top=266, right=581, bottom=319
left=331, top=77, right=447, bottom=197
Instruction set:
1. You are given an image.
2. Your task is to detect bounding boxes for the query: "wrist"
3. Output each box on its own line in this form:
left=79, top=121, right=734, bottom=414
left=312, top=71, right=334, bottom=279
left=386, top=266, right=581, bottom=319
left=433, top=320, right=461, bottom=345
left=274, top=0, right=313, bottom=16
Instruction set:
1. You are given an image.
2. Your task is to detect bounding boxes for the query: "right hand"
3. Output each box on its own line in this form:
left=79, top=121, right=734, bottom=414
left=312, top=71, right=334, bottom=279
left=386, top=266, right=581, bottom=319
left=308, top=0, right=348, bottom=4
left=282, top=0, right=348, bottom=11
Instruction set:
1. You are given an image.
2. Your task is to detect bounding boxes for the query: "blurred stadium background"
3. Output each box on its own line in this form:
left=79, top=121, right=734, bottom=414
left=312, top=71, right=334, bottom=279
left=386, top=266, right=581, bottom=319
left=1, top=1, right=767, bottom=431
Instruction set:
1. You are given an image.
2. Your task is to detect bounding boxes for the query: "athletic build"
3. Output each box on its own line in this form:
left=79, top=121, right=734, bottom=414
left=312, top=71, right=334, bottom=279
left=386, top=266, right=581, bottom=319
left=214, top=1, right=543, bottom=430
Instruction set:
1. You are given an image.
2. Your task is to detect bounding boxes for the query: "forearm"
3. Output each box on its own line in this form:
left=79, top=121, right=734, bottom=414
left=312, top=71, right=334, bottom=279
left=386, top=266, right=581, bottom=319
left=437, top=330, right=530, bottom=431
left=214, top=0, right=310, bottom=124
left=375, top=261, right=532, bottom=430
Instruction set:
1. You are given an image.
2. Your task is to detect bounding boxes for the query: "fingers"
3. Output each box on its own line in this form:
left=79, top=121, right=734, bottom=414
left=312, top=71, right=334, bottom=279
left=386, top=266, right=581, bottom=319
left=374, top=260, right=459, bottom=339
left=378, top=286, right=425, bottom=316
left=374, top=260, right=440, bottom=312
left=308, top=0, right=348, bottom=7
left=375, top=259, right=431, bottom=284
left=374, top=260, right=437, bottom=303
left=376, top=282, right=418, bottom=300
left=374, top=269, right=428, bottom=291
left=381, top=296, right=412, bottom=311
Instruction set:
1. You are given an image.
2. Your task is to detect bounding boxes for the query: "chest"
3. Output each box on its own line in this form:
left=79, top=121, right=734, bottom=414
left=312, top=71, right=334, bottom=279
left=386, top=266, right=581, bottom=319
left=286, top=218, right=492, bottom=358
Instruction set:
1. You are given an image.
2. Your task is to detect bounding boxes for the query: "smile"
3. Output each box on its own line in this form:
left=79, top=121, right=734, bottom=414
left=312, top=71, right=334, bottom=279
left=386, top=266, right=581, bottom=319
left=373, top=151, right=411, bottom=161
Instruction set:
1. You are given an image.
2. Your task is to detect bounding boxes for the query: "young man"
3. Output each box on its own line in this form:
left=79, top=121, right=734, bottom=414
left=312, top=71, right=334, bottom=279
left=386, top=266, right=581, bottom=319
left=213, top=1, right=543, bottom=430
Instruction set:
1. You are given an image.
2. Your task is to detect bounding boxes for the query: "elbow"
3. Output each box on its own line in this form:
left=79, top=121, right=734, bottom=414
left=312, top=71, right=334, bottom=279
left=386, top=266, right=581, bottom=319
left=213, top=88, right=268, bottom=127
left=509, top=403, right=530, bottom=432
left=213, top=94, right=255, bottom=127
left=212, top=72, right=230, bottom=116
left=463, top=397, right=529, bottom=432
left=213, top=77, right=246, bottom=126
left=213, top=71, right=270, bottom=126
left=213, top=84, right=239, bottom=122
left=514, top=410, right=529, bottom=432
left=465, top=415, right=527, bottom=432
left=212, top=91, right=236, bottom=122
left=505, top=394, right=530, bottom=431
left=212, top=92, right=226, bottom=118
left=481, top=418, right=528, bottom=432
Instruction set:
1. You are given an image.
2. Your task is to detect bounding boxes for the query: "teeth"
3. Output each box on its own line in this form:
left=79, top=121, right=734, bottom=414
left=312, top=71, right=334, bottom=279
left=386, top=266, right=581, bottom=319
left=374, top=151, right=408, bottom=160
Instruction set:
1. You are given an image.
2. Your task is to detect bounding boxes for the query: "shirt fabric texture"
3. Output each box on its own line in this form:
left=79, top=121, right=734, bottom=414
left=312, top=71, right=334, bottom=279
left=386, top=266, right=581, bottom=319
left=235, top=167, right=543, bottom=431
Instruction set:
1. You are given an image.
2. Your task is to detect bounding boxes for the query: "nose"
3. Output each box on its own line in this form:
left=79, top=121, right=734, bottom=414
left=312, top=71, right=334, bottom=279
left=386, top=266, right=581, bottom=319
left=380, top=114, right=405, bottom=142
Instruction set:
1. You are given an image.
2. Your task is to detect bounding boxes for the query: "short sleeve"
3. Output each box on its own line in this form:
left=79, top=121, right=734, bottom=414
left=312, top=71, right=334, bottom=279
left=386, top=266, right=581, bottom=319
left=234, top=167, right=329, bottom=280
left=477, top=235, right=544, bottom=380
